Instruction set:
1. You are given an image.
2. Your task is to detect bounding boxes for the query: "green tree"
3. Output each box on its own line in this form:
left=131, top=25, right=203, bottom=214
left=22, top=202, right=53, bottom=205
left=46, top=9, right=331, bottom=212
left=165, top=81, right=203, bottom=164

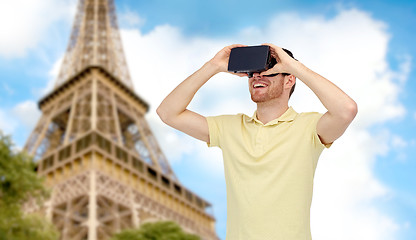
left=0, top=131, right=59, bottom=240
left=111, top=221, right=200, bottom=240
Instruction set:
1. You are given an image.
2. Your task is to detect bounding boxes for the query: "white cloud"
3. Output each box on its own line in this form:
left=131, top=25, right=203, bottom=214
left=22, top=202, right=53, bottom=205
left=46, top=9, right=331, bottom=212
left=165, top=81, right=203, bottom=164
left=41, top=56, right=64, bottom=95
left=390, top=135, right=408, bottom=162
left=395, top=54, right=412, bottom=84
left=0, top=101, right=40, bottom=144
left=119, top=10, right=146, bottom=28
left=0, top=109, right=17, bottom=134
left=2, top=83, right=14, bottom=95
left=311, top=129, right=399, bottom=239
left=0, top=0, right=76, bottom=58
left=392, top=135, right=408, bottom=149
left=12, top=100, right=41, bottom=130
left=119, top=8, right=409, bottom=239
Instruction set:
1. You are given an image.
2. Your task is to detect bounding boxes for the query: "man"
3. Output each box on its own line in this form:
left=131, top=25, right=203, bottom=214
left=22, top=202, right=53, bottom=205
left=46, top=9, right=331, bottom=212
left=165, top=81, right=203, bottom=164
left=157, top=43, right=357, bottom=240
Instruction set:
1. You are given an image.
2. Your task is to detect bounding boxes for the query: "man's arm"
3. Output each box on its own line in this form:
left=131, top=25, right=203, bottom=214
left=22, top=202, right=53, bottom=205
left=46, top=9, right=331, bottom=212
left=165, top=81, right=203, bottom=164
left=156, top=44, right=246, bottom=143
left=294, top=63, right=357, bottom=145
left=262, top=44, right=358, bottom=145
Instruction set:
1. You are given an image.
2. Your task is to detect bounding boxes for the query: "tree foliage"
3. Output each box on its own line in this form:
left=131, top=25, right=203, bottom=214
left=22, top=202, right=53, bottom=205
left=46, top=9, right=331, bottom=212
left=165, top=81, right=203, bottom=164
left=111, top=221, right=200, bottom=240
left=0, top=131, right=59, bottom=240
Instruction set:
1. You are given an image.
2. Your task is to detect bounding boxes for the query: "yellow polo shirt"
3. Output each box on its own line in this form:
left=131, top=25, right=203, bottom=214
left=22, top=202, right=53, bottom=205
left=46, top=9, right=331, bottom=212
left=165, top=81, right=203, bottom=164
left=207, top=107, right=330, bottom=240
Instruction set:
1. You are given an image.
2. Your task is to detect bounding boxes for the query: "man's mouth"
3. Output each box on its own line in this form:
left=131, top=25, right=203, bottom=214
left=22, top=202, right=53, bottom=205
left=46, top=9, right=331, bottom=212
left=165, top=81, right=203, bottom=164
left=253, top=82, right=268, bottom=88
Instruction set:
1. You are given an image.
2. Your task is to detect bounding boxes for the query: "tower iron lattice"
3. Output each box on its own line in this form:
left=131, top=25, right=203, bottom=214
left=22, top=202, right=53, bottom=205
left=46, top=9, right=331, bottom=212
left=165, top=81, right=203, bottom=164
left=24, top=0, right=218, bottom=239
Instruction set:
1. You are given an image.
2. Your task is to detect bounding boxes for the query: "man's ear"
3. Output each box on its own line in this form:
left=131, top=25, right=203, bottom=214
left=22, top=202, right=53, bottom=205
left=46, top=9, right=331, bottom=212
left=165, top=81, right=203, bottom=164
left=285, top=75, right=296, bottom=89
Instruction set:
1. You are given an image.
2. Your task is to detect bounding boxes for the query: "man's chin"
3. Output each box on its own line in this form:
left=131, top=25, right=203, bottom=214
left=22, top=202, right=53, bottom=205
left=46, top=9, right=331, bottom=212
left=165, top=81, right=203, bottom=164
left=250, top=94, right=268, bottom=103
left=250, top=90, right=284, bottom=103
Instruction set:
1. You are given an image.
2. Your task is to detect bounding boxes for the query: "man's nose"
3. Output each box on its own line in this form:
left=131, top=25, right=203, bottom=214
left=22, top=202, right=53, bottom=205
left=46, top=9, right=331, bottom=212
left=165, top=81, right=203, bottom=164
left=252, top=72, right=261, bottom=78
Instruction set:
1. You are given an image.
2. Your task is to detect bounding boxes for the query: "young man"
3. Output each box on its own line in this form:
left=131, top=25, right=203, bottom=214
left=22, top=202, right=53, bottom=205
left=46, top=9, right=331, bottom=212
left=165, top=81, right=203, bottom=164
left=157, top=43, right=357, bottom=240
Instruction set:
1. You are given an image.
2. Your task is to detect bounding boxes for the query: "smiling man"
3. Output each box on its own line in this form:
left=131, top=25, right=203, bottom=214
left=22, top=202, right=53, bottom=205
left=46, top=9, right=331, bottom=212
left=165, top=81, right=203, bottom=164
left=157, top=43, right=357, bottom=240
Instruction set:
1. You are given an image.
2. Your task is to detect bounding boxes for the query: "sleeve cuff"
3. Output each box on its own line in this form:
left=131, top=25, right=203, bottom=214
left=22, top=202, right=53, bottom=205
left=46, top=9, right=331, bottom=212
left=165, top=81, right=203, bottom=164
left=206, top=116, right=219, bottom=148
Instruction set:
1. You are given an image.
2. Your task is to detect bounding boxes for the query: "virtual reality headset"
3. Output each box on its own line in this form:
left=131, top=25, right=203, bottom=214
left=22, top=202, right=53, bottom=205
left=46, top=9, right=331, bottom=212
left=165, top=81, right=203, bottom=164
left=227, top=45, right=277, bottom=77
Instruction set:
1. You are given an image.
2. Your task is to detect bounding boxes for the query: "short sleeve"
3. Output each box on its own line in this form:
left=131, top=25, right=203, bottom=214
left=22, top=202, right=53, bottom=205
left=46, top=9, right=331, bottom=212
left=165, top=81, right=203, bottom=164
left=206, top=116, right=221, bottom=148
left=311, top=113, right=332, bottom=149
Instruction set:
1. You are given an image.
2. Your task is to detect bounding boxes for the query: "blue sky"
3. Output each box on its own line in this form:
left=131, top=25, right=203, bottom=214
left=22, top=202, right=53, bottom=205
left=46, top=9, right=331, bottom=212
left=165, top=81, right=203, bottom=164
left=1, top=0, right=416, bottom=239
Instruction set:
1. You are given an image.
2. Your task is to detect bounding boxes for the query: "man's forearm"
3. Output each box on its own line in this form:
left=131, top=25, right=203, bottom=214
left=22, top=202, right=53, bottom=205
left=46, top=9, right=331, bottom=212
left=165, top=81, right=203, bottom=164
left=157, top=62, right=219, bottom=123
left=291, top=61, right=357, bottom=120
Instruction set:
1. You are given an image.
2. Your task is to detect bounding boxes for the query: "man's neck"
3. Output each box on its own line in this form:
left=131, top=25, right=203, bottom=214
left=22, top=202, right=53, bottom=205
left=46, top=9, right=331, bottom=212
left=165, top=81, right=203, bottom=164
left=256, top=98, right=289, bottom=124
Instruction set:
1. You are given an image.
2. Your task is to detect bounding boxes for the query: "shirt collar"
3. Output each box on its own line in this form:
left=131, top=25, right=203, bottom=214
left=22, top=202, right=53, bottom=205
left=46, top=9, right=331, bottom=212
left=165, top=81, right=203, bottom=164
left=246, top=106, right=298, bottom=126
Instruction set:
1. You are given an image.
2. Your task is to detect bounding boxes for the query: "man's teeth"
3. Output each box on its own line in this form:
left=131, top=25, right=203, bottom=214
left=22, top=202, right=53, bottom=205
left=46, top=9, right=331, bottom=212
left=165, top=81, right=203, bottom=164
left=254, top=83, right=267, bottom=88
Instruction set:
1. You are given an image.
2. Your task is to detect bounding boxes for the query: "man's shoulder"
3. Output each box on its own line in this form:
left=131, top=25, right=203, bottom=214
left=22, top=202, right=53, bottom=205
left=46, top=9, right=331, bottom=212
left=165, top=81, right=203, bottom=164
left=206, top=113, right=249, bottom=130
left=296, top=111, right=323, bottom=121
left=298, top=112, right=323, bottom=118
left=290, top=111, right=323, bottom=128
left=207, top=113, right=246, bottom=121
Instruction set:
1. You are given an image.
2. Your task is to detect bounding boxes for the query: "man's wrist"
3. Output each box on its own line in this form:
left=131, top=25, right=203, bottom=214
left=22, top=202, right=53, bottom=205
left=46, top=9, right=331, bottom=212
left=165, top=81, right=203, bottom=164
left=288, top=60, right=307, bottom=79
left=204, top=61, right=224, bottom=75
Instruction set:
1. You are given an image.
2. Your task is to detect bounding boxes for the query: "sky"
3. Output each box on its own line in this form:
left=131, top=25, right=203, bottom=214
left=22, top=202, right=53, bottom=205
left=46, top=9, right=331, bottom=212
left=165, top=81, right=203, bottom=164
left=0, top=0, right=416, bottom=239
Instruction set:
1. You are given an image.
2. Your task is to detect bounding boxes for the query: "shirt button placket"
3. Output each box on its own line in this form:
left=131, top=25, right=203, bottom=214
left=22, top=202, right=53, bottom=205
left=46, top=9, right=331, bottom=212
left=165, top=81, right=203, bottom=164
left=256, top=125, right=265, bottom=153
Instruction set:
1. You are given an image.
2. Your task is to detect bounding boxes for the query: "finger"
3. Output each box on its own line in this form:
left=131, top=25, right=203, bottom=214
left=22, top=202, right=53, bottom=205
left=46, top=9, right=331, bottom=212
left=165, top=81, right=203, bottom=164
left=229, top=72, right=248, bottom=77
left=262, top=43, right=283, bottom=61
left=260, top=69, right=277, bottom=76
left=261, top=43, right=280, bottom=51
left=235, top=72, right=248, bottom=77
left=274, top=46, right=287, bottom=56
left=261, top=43, right=273, bottom=47
left=270, top=50, right=279, bottom=60
left=227, top=43, right=247, bottom=50
left=220, top=44, right=247, bottom=57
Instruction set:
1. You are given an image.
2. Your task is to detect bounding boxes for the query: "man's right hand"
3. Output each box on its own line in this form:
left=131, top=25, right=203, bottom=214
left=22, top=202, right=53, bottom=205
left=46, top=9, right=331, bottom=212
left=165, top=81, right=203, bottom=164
left=209, top=44, right=248, bottom=76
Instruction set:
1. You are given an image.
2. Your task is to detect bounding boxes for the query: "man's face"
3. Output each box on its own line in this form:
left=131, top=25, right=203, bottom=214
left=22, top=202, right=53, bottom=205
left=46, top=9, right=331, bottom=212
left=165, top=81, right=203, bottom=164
left=248, top=73, right=285, bottom=103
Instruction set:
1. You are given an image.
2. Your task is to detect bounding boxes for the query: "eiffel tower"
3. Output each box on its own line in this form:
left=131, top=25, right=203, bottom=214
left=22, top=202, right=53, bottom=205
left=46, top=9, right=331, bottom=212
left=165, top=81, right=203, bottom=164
left=24, top=0, right=218, bottom=239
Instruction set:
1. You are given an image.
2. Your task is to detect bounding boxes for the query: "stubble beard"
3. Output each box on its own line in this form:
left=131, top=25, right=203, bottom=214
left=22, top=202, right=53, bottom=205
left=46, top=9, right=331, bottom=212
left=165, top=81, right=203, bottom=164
left=250, top=80, right=284, bottom=103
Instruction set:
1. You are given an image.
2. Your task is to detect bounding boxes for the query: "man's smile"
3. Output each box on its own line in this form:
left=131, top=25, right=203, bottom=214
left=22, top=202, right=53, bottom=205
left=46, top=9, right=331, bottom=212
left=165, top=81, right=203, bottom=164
left=252, top=81, right=269, bottom=89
